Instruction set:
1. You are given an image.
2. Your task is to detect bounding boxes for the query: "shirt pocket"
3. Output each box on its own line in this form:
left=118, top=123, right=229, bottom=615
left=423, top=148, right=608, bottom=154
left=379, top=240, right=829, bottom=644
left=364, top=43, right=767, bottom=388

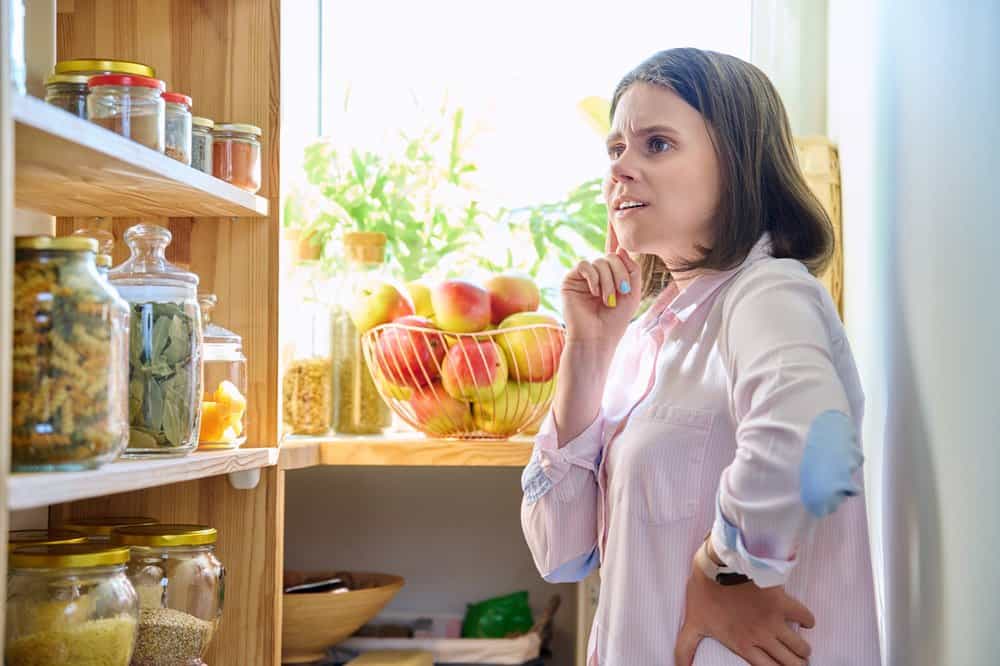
left=625, top=405, right=714, bottom=525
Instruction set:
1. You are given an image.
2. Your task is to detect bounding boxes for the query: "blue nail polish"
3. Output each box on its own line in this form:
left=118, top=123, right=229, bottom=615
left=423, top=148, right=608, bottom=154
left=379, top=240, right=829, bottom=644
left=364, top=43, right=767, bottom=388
left=620, top=280, right=631, bottom=294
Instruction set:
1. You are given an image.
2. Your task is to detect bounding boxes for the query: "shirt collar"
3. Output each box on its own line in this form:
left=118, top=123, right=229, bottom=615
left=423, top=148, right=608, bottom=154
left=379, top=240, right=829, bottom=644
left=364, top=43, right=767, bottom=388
left=638, top=233, right=773, bottom=331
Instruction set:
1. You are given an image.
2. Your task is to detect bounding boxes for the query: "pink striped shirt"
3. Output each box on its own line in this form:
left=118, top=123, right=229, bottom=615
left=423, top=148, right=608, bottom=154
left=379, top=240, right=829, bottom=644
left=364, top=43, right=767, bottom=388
left=521, top=235, right=880, bottom=664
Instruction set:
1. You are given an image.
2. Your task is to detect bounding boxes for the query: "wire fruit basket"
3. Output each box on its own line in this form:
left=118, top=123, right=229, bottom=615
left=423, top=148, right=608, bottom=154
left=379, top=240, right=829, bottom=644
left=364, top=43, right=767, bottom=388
left=361, top=321, right=565, bottom=440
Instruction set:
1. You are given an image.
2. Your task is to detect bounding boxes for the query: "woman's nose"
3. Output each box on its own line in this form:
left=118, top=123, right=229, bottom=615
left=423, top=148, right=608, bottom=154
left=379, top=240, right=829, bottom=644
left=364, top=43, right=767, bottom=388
left=609, top=152, right=638, bottom=183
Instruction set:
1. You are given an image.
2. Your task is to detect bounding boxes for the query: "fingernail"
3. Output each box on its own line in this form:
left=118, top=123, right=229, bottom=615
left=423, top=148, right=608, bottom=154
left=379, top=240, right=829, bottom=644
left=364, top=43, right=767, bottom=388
left=608, top=293, right=617, bottom=308
left=619, top=280, right=631, bottom=294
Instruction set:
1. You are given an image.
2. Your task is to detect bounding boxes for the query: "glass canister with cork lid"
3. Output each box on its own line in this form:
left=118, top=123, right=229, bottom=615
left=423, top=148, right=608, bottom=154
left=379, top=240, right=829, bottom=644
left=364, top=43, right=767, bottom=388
left=332, top=232, right=394, bottom=435
left=197, top=294, right=247, bottom=449
left=108, top=224, right=203, bottom=457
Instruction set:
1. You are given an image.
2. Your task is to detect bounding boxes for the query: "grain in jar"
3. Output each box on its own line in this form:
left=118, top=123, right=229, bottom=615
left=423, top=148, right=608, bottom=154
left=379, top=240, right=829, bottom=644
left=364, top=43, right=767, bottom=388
left=87, top=74, right=166, bottom=152
left=163, top=92, right=193, bottom=164
left=212, top=123, right=262, bottom=193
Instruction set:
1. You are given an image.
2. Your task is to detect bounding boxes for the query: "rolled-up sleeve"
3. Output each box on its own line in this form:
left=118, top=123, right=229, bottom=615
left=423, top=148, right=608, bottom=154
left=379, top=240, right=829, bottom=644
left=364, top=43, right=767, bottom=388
left=521, top=410, right=604, bottom=583
left=711, top=264, right=864, bottom=587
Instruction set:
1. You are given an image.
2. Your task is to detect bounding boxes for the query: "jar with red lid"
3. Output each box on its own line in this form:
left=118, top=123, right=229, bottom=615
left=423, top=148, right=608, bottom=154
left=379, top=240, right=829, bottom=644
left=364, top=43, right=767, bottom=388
left=163, top=92, right=193, bottom=165
left=212, top=123, right=262, bottom=193
left=87, top=74, right=166, bottom=152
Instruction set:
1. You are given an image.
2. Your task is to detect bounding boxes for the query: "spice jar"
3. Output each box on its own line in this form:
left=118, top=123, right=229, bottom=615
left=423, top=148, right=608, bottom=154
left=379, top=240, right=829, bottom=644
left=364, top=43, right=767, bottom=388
left=5, top=544, right=139, bottom=666
left=333, top=232, right=394, bottom=434
left=191, top=117, right=214, bottom=174
left=8, top=529, right=87, bottom=551
left=197, top=294, right=247, bottom=449
left=111, top=525, right=224, bottom=666
left=54, top=58, right=156, bottom=78
left=44, top=74, right=90, bottom=118
left=88, top=74, right=166, bottom=152
left=163, top=92, right=193, bottom=164
left=212, top=123, right=262, bottom=193
left=12, top=236, right=131, bottom=471
left=108, top=224, right=203, bottom=457
left=53, top=518, right=159, bottom=545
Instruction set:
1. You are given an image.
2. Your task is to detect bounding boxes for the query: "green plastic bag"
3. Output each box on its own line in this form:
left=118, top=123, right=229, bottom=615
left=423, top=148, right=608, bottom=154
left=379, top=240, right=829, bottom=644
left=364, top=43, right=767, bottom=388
left=461, top=590, right=534, bottom=638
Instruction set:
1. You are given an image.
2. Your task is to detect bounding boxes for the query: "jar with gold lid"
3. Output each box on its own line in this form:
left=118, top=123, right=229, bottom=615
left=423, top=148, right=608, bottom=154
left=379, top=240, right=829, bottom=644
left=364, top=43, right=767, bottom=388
left=5, top=544, right=139, bottom=666
left=44, top=73, right=90, bottom=118
left=8, top=529, right=88, bottom=551
left=52, top=517, right=158, bottom=544
left=54, top=58, right=155, bottom=78
left=12, top=236, right=130, bottom=471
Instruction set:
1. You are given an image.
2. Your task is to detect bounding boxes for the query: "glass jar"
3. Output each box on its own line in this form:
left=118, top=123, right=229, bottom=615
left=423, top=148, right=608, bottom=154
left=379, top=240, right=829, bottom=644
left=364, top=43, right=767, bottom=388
left=333, top=232, right=393, bottom=434
left=54, top=58, right=156, bottom=78
left=12, top=236, right=131, bottom=471
left=5, top=544, right=139, bottom=666
left=197, top=294, right=247, bottom=449
left=111, top=525, right=224, bottom=666
left=8, top=530, right=88, bottom=551
left=163, top=92, right=193, bottom=165
left=44, top=74, right=90, bottom=118
left=212, top=123, right=262, bottom=193
left=108, top=224, right=203, bottom=457
left=53, top=518, right=159, bottom=545
left=191, top=117, right=214, bottom=174
left=71, top=226, right=116, bottom=278
left=87, top=74, right=166, bottom=152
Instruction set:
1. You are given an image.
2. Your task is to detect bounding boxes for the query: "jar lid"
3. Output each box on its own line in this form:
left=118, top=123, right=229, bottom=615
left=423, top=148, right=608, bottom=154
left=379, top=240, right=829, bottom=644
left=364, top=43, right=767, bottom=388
left=344, top=231, right=387, bottom=248
left=163, top=92, right=193, bottom=108
left=88, top=74, right=166, bottom=92
left=344, top=231, right=386, bottom=264
left=8, top=529, right=88, bottom=551
left=96, top=254, right=113, bottom=268
left=10, top=544, right=131, bottom=569
left=108, top=224, right=199, bottom=288
left=199, top=293, right=242, bottom=345
left=111, top=524, right=217, bottom=547
left=71, top=226, right=115, bottom=256
left=192, top=116, right=215, bottom=129
left=15, top=235, right=98, bottom=253
left=54, top=58, right=156, bottom=78
left=214, top=123, right=262, bottom=137
left=45, top=73, right=91, bottom=86
left=54, top=517, right=159, bottom=538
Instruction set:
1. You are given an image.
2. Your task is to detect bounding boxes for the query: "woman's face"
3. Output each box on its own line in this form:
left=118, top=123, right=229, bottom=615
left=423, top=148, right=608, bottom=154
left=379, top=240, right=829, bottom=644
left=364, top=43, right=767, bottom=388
left=603, top=83, right=720, bottom=264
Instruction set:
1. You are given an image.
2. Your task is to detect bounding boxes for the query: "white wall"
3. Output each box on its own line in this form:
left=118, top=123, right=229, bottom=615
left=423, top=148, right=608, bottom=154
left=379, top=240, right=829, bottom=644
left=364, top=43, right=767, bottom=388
left=828, top=1, right=1000, bottom=663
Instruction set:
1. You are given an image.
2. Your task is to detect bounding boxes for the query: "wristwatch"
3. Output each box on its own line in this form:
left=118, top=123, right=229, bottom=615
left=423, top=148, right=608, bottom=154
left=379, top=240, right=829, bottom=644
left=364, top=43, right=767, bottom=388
left=695, top=538, right=752, bottom=586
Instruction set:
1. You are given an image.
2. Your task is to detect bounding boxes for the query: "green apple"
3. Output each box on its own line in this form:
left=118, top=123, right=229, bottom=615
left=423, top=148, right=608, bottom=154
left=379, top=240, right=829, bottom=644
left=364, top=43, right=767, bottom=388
left=405, top=281, right=435, bottom=319
left=496, top=312, right=565, bottom=382
left=473, top=379, right=556, bottom=436
left=349, top=281, right=414, bottom=333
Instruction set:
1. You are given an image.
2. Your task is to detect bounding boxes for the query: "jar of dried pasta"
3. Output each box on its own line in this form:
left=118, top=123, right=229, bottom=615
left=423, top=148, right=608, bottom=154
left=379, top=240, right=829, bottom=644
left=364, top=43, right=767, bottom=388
left=87, top=74, right=166, bottom=152
left=163, top=92, right=193, bottom=165
left=212, top=123, right=261, bottom=193
left=11, top=236, right=130, bottom=471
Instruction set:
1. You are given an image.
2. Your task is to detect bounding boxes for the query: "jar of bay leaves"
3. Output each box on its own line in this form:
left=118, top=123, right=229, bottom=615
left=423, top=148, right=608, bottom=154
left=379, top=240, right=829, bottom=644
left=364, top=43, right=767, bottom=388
left=109, top=224, right=203, bottom=457
left=332, top=232, right=393, bottom=434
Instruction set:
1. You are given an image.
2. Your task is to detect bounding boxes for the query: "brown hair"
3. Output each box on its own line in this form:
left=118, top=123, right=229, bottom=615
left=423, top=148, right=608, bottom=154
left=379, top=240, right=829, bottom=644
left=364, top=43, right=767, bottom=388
left=609, top=48, right=834, bottom=299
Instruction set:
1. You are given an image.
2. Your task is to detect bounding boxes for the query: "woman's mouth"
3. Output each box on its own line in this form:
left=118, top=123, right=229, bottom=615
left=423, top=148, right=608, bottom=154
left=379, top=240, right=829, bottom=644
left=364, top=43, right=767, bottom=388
left=613, top=199, right=649, bottom=216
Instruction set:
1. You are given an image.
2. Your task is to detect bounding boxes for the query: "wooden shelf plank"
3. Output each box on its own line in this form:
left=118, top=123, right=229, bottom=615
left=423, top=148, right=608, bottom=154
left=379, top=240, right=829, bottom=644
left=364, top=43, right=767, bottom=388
left=279, top=432, right=534, bottom=470
left=8, top=447, right=279, bottom=510
left=13, top=95, right=268, bottom=218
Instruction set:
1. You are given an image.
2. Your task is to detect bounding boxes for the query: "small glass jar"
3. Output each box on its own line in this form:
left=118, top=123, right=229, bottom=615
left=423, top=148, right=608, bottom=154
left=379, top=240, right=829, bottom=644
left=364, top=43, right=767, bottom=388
left=163, top=92, right=193, bottom=165
left=44, top=74, right=90, bottom=118
left=71, top=226, right=116, bottom=278
left=191, top=117, right=214, bottom=174
left=12, top=236, right=131, bottom=471
left=8, top=530, right=87, bottom=551
left=5, top=544, right=139, bottom=666
left=111, top=524, right=224, bottom=666
left=333, top=232, right=393, bottom=434
left=197, top=294, right=248, bottom=449
left=52, top=518, right=159, bottom=545
left=212, top=123, right=262, bottom=193
left=87, top=74, right=166, bottom=152
left=108, top=224, right=203, bottom=458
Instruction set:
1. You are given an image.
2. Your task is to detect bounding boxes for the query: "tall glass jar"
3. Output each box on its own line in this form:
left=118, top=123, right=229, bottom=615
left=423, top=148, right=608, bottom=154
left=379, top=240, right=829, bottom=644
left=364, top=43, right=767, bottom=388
left=12, top=236, right=130, bottom=471
left=191, top=117, right=214, bottom=174
left=333, top=232, right=393, bottom=435
left=87, top=74, right=166, bottom=152
left=163, top=92, right=193, bottom=165
left=111, top=525, right=224, bottom=666
left=109, top=224, right=203, bottom=457
left=197, top=294, right=247, bottom=449
left=5, top=544, right=139, bottom=666
left=52, top=518, right=158, bottom=545
left=212, top=123, right=262, bottom=193
left=45, top=74, right=90, bottom=118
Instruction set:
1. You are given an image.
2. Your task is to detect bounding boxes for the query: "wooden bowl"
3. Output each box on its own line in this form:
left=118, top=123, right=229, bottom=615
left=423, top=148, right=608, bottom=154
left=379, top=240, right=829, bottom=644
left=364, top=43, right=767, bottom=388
left=281, top=571, right=405, bottom=664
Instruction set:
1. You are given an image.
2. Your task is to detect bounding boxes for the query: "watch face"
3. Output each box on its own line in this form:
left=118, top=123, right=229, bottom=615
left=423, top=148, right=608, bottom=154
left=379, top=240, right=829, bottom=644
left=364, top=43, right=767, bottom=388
left=716, top=572, right=752, bottom=586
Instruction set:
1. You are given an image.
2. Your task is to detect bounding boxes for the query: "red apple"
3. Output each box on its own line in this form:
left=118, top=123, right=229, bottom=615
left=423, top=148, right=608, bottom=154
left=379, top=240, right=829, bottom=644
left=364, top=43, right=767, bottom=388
left=495, top=312, right=565, bottom=382
left=430, top=280, right=491, bottom=333
left=472, top=378, right=556, bottom=436
left=408, top=382, right=474, bottom=435
left=373, top=315, right=446, bottom=387
left=350, top=281, right=414, bottom=333
left=486, top=274, right=540, bottom=325
left=441, top=338, right=508, bottom=402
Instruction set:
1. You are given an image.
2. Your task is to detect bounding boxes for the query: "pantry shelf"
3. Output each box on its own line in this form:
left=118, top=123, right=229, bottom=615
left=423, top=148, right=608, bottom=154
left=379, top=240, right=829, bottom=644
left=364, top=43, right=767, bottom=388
left=7, top=447, right=279, bottom=511
left=13, top=94, right=268, bottom=218
left=279, top=432, right=534, bottom=470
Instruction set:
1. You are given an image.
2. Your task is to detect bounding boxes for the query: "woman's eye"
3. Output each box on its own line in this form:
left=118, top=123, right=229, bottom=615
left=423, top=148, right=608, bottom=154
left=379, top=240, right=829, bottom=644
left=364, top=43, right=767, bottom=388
left=607, top=144, right=625, bottom=159
left=648, top=136, right=672, bottom=153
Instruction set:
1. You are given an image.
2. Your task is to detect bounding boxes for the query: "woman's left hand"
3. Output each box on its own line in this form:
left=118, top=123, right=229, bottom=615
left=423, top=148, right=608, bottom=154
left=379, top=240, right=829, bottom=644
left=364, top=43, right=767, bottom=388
left=674, top=555, right=815, bottom=666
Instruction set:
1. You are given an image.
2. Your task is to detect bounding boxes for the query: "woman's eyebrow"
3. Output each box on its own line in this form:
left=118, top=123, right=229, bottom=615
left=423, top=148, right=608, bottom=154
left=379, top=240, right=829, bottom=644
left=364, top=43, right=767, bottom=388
left=606, top=125, right=681, bottom=144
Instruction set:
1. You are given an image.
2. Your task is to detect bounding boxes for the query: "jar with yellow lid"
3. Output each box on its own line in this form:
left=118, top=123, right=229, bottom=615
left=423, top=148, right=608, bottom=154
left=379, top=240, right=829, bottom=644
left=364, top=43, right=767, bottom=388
left=8, top=529, right=88, bottom=551
left=71, top=226, right=116, bottom=278
left=212, top=123, right=262, bottom=193
left=111, top=524, right=224, bottom=666
left=12, top=236, right=130, bottom=471
left=44, top=73, right=91, bottom=118
left=5, top=544, right=139, bottom=666
left=52, top=517, right=158, bottom=544
left=53, top=58, right=156, bottom=78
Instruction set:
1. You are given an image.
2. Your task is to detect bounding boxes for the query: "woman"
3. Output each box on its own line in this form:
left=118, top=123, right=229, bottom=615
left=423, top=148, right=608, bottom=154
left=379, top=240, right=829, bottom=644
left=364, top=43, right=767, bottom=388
left=521, top=49, right=880, bottom=665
